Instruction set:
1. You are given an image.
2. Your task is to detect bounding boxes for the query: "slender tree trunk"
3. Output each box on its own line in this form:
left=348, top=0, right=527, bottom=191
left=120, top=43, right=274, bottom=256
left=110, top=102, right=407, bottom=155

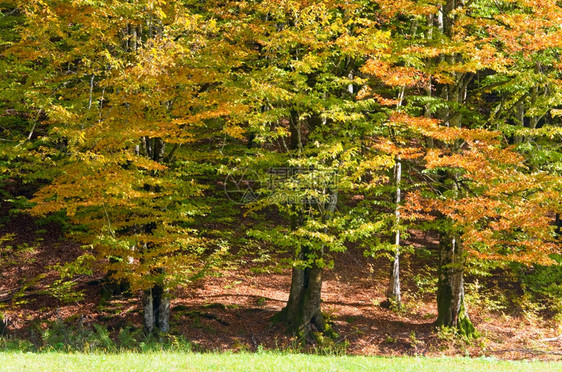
left=385, top=84, right=406, bottom=307
left=141, top=215, right=170, bottom=335
left=436, top=233, right=475, bottom=337
left=386, top=159, right=402, bottom=307
left=143, top=288, right=154, bottom=334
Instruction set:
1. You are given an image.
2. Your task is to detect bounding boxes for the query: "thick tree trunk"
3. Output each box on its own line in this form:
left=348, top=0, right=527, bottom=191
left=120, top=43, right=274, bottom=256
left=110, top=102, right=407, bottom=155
left=143, top=284, right=170, bottom=335
left=278, top=190, right=338, bottom=341
left=279, top=250, right=328, bottom=340
left=436, top=233, right=475, bottom=337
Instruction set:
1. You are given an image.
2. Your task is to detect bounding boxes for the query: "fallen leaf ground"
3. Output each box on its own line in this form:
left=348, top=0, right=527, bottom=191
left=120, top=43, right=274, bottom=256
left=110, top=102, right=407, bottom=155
left=1, top=213, right=560, bottom=361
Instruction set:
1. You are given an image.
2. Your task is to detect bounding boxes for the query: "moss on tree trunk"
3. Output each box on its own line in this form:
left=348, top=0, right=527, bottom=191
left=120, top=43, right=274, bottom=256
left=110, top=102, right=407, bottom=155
left=436, top=233, right=476, bottom=338
left=277, top=256, right=336, bottom=342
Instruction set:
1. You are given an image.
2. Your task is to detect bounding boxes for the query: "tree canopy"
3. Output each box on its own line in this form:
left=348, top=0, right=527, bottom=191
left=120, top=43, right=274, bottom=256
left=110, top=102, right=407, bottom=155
left=0, top=0, right=560, bottom=340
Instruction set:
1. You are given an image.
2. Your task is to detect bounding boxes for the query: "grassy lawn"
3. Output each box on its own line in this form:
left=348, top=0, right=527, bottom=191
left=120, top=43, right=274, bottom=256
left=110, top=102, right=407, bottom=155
left=1, top=352, right=560, bottom=372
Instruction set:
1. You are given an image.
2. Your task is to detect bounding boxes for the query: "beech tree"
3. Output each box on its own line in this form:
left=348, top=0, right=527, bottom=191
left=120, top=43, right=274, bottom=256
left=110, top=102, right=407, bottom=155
left=213, top=0, right=399, bottom=340
left=240, top=1, right=358, bottom=339
left=7, top=0, right=243, bottom=334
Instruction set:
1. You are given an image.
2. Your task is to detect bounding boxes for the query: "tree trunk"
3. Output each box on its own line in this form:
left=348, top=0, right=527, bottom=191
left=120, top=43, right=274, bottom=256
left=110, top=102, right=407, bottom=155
left=143, top=284, right=170, bottom=335
left=436, top=233, right=475, bottom=337
left=386, top=160, right=402, bottom=307
left=141, top=231, right=169, bottom=335
left=0, top=312, right=7, bottom=336
left=278, top=249, right=329, bottom=341
left=277, top=190, right=338, bottom=341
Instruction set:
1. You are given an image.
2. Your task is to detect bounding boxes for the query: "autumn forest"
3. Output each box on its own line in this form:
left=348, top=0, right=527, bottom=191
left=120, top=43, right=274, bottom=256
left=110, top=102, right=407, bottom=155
left=0, top=0, right=561, bottom=361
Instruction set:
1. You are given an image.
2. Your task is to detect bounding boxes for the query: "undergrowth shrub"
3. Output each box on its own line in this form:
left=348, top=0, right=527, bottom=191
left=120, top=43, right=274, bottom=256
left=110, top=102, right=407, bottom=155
left=40, top=319, right=116, bottom=351
left=514, top=254, right=562, bottom=319
left=0, top=319, right=194, bottom=352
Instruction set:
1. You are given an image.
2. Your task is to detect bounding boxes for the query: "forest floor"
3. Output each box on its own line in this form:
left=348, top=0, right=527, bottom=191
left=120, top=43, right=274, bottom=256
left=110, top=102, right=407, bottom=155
left=0, top=212, right=561, bottom=361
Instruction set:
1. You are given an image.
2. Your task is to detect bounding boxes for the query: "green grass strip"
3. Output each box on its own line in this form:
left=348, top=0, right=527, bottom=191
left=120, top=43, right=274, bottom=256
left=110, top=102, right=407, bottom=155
left=1, top=351, right=561, bottom=372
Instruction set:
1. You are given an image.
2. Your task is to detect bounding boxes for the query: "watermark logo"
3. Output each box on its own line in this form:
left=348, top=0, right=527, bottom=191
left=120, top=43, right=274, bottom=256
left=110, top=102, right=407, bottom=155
left=224, top=167, right=338, bottom=205
left=224, top=168, right=262, bottom=205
